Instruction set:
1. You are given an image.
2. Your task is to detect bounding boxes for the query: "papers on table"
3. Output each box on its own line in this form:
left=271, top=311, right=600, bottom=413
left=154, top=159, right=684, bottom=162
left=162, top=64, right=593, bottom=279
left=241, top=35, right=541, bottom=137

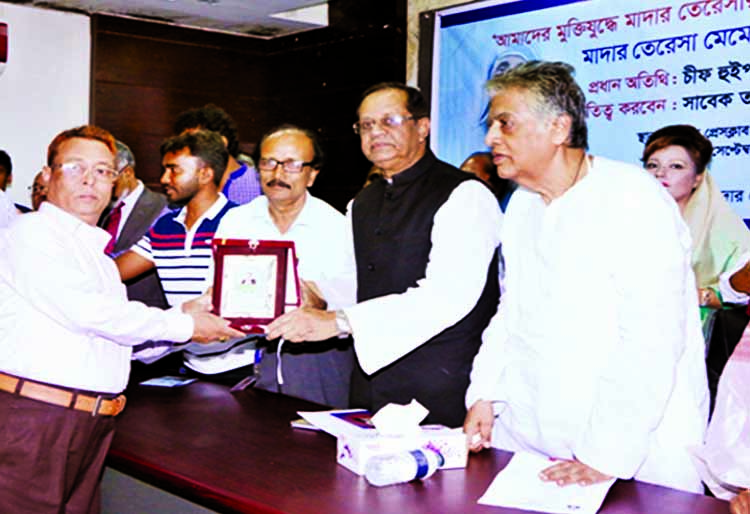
left=297, top=409, right=374, bottom=437
left=478, top=452, right=616, bottom=514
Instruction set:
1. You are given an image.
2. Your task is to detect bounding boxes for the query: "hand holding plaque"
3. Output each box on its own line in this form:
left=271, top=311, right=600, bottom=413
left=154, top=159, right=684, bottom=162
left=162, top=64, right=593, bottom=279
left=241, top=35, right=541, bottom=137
left=211, top=239, right=301, bottom=333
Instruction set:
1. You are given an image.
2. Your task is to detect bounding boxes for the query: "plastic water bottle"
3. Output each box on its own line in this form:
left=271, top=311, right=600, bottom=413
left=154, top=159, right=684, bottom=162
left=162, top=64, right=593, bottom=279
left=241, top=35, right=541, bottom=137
left=364, top=448, right=445, bottom=487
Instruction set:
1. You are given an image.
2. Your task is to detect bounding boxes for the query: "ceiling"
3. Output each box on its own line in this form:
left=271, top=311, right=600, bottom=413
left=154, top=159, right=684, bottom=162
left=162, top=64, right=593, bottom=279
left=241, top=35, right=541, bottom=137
left=6, top=0, right=329, bottom=38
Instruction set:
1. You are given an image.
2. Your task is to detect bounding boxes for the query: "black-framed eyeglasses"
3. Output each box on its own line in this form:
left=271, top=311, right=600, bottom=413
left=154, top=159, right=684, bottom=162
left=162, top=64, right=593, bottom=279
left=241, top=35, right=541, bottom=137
left=52, top=161, right=120, bottom=183
left=353, top=114, right=416, bottom=135
left=258, top=157, right=314, bottom=174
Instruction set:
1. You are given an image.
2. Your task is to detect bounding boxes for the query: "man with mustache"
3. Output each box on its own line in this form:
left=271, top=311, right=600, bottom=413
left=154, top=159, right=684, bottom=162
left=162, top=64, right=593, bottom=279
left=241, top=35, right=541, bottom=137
left=116, top=130, right=255, bottom=383
left=213, top=125, right=356, bottom=407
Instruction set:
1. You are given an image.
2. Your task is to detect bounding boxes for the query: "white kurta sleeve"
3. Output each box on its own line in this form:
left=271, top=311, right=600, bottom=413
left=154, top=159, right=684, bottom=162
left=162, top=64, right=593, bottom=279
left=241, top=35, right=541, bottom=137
left=465, top=290, right=507, bottom=408
left=345, top=180, right=502, bottom=374
left=574, top=194, right=696, bottom=479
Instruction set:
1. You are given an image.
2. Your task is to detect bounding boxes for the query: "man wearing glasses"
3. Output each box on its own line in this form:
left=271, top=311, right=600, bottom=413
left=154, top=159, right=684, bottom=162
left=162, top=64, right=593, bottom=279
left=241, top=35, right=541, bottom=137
left=214, top=124, right=356, bottom=407
left=0, top=125, right=242, bottom=512
left=269, top=83, right=502, bottom=427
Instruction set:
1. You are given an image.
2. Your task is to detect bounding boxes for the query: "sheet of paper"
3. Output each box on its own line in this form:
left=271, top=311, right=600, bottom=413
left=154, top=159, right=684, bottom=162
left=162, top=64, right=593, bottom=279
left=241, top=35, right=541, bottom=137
left=478, top=452, right=616, bottom=514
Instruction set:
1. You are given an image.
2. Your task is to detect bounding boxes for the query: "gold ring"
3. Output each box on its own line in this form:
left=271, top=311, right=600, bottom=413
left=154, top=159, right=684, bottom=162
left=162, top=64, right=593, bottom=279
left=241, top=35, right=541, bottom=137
left=219, top=336, right=228, bottom=342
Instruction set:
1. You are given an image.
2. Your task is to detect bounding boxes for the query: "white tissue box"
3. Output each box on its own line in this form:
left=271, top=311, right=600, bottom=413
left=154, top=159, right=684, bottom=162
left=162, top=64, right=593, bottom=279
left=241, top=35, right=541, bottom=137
left=336, top=424, right=468, bottom=475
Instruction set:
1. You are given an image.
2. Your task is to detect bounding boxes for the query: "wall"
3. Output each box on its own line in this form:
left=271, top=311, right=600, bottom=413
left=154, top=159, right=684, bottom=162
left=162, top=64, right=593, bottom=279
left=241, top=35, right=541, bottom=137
left=406, top=0, right=469, bottom=85
left=92, top=0, right=407, bottom=211
left=0, top=3, right=90, bottom=206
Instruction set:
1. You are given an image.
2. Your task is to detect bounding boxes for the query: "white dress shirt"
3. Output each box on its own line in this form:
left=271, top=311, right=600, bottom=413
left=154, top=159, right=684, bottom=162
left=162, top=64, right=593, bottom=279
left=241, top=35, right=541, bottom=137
left=466, top=156, right=708, bottom=493
left=0, top=202, right=193, bottom=393
left=115, top=180, right=144, bottom=240
left=344, top=179, right=502, bottom=374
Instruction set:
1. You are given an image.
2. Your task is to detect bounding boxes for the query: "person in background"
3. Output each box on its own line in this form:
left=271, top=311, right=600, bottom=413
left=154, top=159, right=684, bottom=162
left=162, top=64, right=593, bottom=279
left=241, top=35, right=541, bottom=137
left=642, top=124, right=750, bottom=328
left=464, top=61, right=708, bottom=493
left=268, top=82, right=502, bottom=428
left=643, top=125, right=750, bottom=408
left=460, top=151, right=516, bottom=211
left=116, top=130, right=252, bottom=384
left=214, top=124, right=356, bottom=407
left=174, top=103, right=262, bottom=205
left=30, top=171, right=47, bottom=211
left=0, top=149, right=12, bottom=192
left=0, top=149, right=27, bottom=219
left=0, top=125, right=241, bottom=513
left=99, top=140, right=168, bottom=308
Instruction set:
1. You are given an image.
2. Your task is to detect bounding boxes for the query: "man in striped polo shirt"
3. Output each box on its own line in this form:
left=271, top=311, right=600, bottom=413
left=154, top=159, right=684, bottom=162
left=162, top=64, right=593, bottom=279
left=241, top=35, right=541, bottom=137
left=116, top=130, right=254, bottom=383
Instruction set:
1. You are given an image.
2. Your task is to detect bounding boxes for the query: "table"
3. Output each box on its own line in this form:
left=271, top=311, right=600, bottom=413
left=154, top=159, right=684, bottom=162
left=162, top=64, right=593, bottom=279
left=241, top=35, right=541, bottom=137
left=106, top=381, right=729, bottom=514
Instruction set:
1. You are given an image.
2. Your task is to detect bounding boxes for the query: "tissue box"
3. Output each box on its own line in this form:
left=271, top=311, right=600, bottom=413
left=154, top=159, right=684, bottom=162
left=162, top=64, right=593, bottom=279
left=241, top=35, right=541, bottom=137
left=336, top=424, right=468, bottom=475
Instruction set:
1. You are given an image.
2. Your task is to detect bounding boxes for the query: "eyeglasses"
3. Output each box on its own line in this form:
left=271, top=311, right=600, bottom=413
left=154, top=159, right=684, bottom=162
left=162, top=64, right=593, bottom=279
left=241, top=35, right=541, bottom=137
left=258, top=157, right=314, bottom=174
left=52, top=161, right=120, bottom=183
left=353, top=114, right=416, bottom=135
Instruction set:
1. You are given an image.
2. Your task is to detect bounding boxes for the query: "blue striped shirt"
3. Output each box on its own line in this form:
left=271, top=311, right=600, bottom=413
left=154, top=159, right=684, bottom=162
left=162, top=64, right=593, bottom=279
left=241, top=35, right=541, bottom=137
left=133, top=194, right=236, bottom=308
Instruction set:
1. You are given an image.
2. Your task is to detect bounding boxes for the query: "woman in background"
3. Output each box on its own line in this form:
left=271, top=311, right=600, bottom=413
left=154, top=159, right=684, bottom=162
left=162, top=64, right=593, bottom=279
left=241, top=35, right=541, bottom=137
left=642, top=124, right=750, bottom=330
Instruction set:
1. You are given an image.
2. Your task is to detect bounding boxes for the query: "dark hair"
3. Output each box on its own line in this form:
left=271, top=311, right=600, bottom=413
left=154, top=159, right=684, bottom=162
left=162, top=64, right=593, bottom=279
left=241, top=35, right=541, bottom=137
left=258, top=124, right=325, bottom=170
left=173, top=104, right=239, bottom=157
left=359, top=82, right=430, bottom=119
left=47, top=125, right=117, bottom=167
left=160, top=130, right=228, bottom=186
left=0, top=150, right=11, bottom=174
left=486, top=61, right=588, bottom=150
left=642, top=124, right=712, bottom=174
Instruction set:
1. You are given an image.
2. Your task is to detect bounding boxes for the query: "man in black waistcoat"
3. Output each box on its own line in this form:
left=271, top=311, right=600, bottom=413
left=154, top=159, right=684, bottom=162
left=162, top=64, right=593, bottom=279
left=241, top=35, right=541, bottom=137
left=268, top=83, right=502, bottom=427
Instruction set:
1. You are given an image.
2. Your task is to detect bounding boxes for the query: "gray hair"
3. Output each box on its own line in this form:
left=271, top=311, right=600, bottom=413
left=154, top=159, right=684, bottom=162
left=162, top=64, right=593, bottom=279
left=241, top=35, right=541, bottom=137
left=486, top=61, right=588, bottom=149
left=115, top=140, right=136, bottom=172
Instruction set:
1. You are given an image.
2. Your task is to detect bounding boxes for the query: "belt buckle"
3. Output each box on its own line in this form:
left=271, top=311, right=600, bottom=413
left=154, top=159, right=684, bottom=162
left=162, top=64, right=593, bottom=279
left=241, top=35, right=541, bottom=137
left=92, top=396, right=103, bottom=417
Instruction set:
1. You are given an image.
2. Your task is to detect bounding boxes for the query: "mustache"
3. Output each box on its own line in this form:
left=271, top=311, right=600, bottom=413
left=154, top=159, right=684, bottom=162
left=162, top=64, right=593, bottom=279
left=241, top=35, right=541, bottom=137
left=266, top=179, right=292, bottom=189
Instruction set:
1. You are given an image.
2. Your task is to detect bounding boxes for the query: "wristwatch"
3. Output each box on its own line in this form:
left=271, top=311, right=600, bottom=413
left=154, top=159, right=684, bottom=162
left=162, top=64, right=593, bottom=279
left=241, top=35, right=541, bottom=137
left=334, top=309, right=352, bottom=336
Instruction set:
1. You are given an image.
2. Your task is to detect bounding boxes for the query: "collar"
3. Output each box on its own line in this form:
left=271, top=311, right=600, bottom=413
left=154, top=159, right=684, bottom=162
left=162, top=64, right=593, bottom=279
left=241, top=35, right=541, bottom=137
left=174, top=193, right=229, bottom=226
left=39, top=202, right=111, bottom=250
left=228, top=162, right=250, bottom=180
left=119, top=180, right=144, bottom=210
left=384, top=150, right=435, bottom=187
left=257, top=191, right=314, bottom=230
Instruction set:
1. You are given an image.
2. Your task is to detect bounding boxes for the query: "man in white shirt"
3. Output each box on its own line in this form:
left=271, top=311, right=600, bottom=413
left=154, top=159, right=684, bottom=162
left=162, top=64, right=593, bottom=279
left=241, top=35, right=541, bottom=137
left=268, top=83, right=502, bottom=427
left=215, top=124, right=356, bottom=407
left=463, top=61, right=708, bottom=493
left=0, top=125, right=242, bottom=513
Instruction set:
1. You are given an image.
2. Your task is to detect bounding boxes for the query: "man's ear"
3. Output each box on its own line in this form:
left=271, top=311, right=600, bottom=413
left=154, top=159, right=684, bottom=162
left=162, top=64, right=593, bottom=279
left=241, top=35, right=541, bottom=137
left=199, top=166, right=216, bottom=186
left=307, top=168, right=320, bottom=188
left=417, top=117, right=431, bottom=144
left=42, top=166, right=52, bottom=184
left=550, top=114, right=572, bottom=146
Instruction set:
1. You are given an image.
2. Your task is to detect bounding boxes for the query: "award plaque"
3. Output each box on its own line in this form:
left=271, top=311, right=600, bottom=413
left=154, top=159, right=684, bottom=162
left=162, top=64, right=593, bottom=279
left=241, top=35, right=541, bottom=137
left=212, top=239, right=301, bottom=333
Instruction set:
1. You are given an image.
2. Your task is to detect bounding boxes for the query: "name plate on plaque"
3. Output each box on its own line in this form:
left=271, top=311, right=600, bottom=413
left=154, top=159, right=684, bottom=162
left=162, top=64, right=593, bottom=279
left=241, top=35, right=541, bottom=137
left=212, top=239, right=301, bottom=333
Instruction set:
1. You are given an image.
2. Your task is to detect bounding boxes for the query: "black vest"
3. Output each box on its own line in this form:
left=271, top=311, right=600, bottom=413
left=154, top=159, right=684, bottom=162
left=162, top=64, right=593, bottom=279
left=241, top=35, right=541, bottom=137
left=350, top=151, right=500, bottom=427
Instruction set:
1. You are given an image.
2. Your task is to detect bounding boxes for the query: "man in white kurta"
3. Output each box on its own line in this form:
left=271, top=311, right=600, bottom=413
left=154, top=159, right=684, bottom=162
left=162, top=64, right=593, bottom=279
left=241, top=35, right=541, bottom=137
left=466, top=155, right=709, bottom=493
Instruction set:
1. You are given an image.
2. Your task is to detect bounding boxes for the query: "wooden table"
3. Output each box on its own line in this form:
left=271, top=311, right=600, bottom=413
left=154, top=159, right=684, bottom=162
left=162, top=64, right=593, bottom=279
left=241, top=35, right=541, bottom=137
left=106, top=381, right=729, bottom=514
